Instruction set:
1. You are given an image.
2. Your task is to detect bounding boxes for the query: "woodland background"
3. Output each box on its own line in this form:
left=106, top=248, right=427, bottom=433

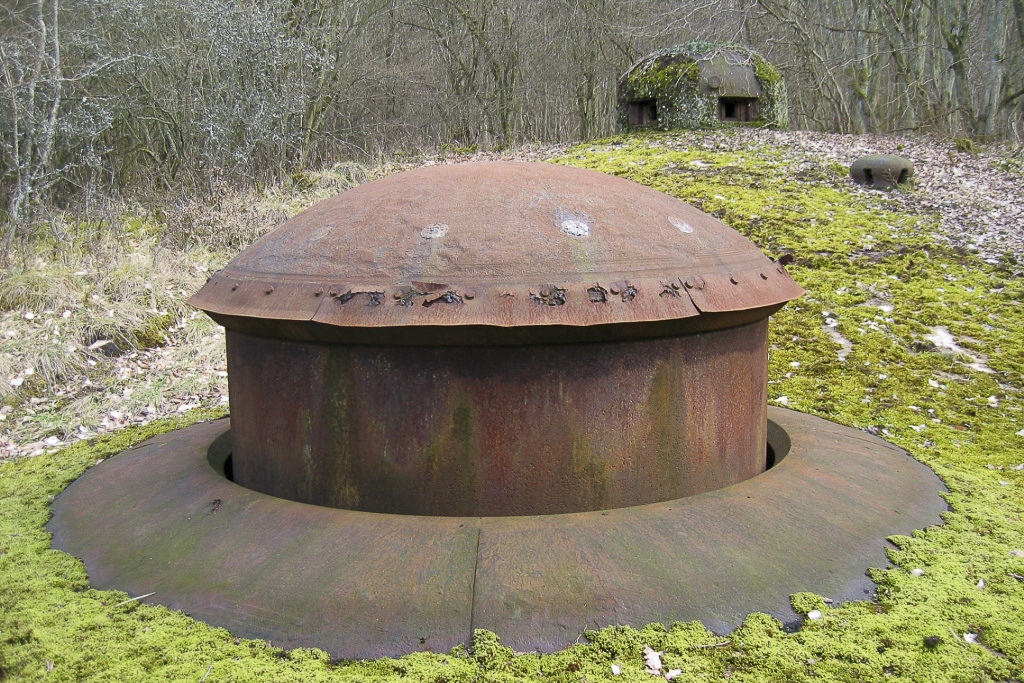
left=2, top=0, right=1024, bottom=247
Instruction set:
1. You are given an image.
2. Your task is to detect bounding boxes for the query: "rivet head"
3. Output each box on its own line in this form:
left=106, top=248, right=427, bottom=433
left=464, top=290, right=476, bottom=300
left=314, top=288, right=324, bottom=297
left=265, top=286, right=275, bottom=294
left=230, top=283, right=239, bottom=291
left=393, top=291, right=404, bottom=299
left=760, top=272, right=768, bottom=280
left=729, top=276, right=739, bottom=285
left=610, top=285, right=620, bottom=295
left=684, top=279, right=694, bottom=289
left=671, top=281, right=681, bottom=289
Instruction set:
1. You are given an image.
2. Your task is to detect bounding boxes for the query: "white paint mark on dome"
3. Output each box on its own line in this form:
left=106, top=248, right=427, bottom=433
left=421, top=223, right=449, bottom=239
left=555, top=209, right=592, bottom=237
left=560, top=220, right=590, bottom=237
left=670, top=216, right=694, bottom=233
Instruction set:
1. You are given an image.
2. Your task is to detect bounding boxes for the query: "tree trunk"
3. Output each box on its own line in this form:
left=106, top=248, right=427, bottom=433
left=977, top=0, right=1011, bottom=139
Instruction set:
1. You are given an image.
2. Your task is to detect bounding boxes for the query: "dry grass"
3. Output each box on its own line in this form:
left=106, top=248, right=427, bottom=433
left=0, top=160, right=394, bottom=459
left=159, top=161, right=379, bottom=252
left=0, top=266, right=84, bottom=311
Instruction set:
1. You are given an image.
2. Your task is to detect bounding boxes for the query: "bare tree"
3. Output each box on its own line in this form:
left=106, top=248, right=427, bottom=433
left=1, top=0, right=128, bottom=248
left=976, top=0, right=1012, bottom=139
left=4, top=0, right=1024, bottom=250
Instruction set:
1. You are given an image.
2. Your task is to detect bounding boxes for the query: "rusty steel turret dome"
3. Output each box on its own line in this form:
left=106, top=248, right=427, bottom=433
left=185, top=160, right=806, bottom=517
left=190, top=161, right=803, bottom=344
left=51, top=160, right=947, bottom=660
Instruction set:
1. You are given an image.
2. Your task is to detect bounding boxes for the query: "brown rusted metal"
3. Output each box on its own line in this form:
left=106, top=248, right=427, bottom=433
left=189, top=162, right=803, bottom=345
left=189, top=161, right=802, bottom=515
left=227, top=319, right=769, bottom=516
left=46, top=161, right=942, bottom=663
left=48, top=408, right=947, bottom=658
left=47, top=161, right=949, bottom=660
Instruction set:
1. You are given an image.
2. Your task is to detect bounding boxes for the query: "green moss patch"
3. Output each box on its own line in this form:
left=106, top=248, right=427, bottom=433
left=3, top=132, right=1024, bottom=681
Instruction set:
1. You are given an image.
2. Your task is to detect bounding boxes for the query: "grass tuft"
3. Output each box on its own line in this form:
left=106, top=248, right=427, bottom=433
left=0, top=266, right=83, bottom=312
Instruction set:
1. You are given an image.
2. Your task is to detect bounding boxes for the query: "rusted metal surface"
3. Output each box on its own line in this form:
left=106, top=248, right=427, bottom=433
left=49, top=161, right=946, bottom=659
left=850, top=154, right=915, bottom=189
left=189, top=162, right=803, bottom=345
left=190, top=162, right=801, bottom=514
left=228, top=319, right=770, bottom=516
left=48, top=408, right=948, bottom=658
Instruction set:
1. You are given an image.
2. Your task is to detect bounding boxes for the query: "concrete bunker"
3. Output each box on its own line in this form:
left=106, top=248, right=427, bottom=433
left=617, top=42, right=788, bottom=131
left=851, top=154, right=916, bottom=189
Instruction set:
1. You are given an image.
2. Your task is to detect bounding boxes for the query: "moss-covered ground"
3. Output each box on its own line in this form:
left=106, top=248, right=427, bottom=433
left=2, top=131, right=1023, bottom=681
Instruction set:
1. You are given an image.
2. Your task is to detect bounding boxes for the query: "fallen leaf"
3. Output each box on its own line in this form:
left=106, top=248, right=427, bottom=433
left=610, top=663, right=622, bottom=676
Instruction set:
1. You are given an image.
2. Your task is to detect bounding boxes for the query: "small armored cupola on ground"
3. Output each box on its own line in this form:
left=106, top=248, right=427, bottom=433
left=49, top=160, right=947, bottom=659
left=617, top=42, right=788, bottom=131
left=188, top=161, right=805, bottom=517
